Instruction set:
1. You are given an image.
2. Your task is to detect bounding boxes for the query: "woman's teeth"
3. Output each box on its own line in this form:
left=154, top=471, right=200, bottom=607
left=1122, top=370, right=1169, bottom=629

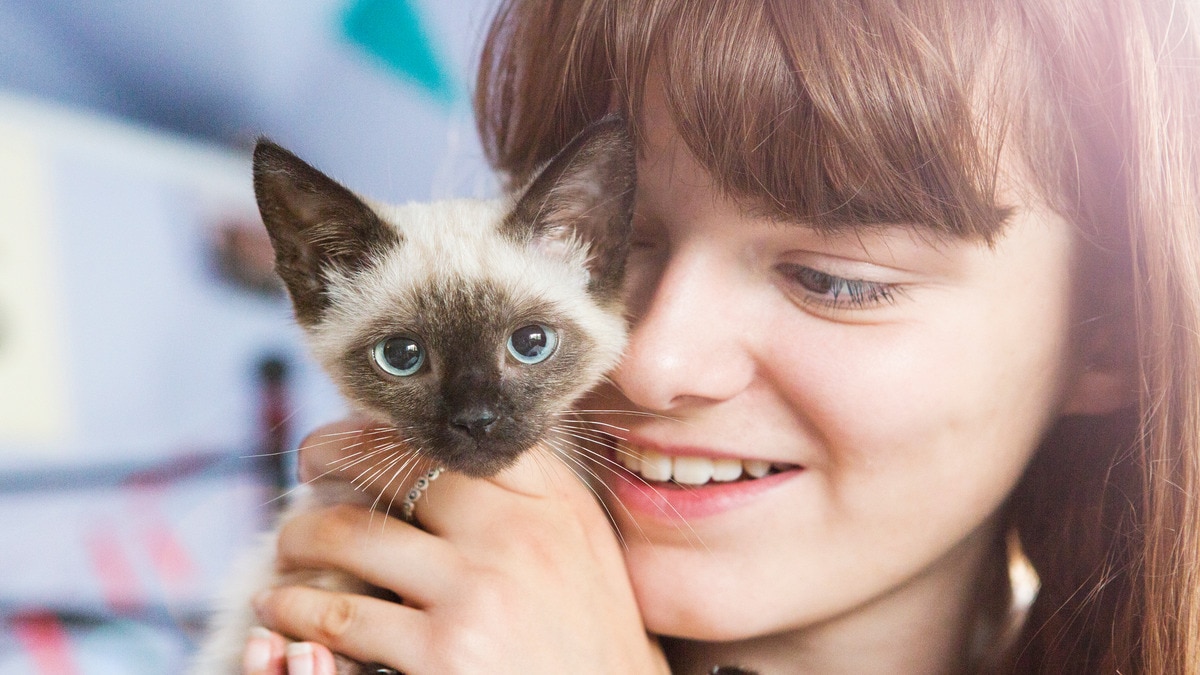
left=616, top=443, right=793, bottom=485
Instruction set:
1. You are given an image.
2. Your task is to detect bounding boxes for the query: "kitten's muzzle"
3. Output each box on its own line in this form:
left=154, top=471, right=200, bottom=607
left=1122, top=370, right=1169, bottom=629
left=450, top=405, right=499, bottom=439
left=424, top=409, right=540, bottom=477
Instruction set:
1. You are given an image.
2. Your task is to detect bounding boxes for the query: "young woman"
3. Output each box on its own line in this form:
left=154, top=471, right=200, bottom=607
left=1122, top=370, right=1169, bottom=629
left=242, top=0, right=1200, bottom=672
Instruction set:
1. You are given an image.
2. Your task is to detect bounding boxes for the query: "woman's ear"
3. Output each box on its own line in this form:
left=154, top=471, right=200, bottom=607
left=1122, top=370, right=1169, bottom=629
left=1061, top=314, right=1137, bottom=416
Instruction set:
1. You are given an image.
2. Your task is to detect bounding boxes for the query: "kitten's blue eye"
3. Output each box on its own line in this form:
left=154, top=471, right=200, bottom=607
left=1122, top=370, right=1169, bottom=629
left=373, top=337, right=424, bottom=376
left=507, top=324, right=558, bottom=364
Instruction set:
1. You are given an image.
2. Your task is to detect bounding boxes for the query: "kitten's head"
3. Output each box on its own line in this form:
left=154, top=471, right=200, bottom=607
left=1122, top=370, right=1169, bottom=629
left=253, top=119, right=635, bottom=476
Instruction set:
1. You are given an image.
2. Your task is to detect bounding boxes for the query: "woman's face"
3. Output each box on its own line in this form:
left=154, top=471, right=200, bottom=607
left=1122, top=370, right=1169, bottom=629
left=586, top=89, right=1085, bottom=645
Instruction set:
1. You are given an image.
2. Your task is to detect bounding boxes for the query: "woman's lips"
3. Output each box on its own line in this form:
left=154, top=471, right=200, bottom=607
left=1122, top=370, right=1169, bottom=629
left=613, top=440, right=800, bottom=484
left=599, top=439, right=804, bottom=520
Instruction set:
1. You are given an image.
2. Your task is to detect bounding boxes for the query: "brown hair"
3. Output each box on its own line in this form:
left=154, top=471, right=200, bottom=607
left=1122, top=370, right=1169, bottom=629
left=475, top=0, right=1200, bottom=671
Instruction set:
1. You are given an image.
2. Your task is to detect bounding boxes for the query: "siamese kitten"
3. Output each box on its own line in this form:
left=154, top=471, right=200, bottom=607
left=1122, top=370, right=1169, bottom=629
left=191, top=118, right=636, bottom=674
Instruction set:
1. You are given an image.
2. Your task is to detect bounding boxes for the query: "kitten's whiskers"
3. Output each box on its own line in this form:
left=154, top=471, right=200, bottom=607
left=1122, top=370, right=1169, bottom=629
left=545, top=427, right=707, bottom=551
left=539, top=440, right=636, bottom=551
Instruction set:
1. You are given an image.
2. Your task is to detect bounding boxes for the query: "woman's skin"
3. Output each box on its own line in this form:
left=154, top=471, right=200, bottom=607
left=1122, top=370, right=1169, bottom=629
left=247, top=83, right=1124, bottom=674
left=581, top=86, right=1110, bottom=674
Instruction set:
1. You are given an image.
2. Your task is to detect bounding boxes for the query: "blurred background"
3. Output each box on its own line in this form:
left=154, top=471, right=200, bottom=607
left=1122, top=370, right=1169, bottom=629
left=0, top=1, right=499, bottom=671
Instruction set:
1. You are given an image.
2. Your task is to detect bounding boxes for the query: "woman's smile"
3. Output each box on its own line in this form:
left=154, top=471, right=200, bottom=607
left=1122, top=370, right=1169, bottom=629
left=603, top=437, right=806, bottom=520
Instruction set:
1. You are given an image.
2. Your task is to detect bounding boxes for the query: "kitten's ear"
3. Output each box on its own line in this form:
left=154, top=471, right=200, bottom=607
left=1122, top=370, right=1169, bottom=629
left=252, top=139, right=399, bottom=326
left=503, top=116, right=636, bottom=300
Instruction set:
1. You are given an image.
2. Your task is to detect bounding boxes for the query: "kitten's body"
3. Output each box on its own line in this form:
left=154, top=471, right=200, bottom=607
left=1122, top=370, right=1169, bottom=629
left=191, top=119, right=635, bottom=674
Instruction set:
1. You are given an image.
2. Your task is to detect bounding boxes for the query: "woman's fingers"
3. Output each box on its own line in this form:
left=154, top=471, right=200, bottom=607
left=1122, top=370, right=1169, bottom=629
left=267, top=422, right=662, bottom=674
left=284, top=641, right=338, bottom=675
left=275, top=504, right=460, bottom=607
left=241, top=628, right=339, bottom=675
left=242, top=627, right=287, bottom=675
left=255, top=585, right=422, bottom=673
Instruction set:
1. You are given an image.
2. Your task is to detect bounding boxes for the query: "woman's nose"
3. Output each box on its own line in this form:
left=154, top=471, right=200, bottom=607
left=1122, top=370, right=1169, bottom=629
left=612, top=250, right=756, bottom=412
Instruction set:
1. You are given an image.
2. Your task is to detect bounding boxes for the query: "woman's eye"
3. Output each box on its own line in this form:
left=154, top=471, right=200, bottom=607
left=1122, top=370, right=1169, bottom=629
left=507, top=324, right=558, bottom=364
left=373, top=337, right=425, bottom=376
left=777, top=263, right=897, bottom=309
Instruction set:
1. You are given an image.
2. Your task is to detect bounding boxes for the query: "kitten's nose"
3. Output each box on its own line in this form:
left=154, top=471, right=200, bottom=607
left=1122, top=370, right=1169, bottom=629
left=450, top=406, right=499, bottom=438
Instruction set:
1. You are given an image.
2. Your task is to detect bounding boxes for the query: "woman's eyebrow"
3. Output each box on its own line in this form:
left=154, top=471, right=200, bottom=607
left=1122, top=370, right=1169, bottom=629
left=760, top=202, right=1017, bottom=245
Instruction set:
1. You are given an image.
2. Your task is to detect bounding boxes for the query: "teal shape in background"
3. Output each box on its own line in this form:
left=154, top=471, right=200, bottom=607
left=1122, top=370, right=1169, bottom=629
left=341, top=0, right=458, bottom=105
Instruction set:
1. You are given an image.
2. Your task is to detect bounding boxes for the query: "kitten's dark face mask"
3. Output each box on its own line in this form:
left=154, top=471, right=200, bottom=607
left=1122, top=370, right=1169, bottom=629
left=251, top=118, right=635, bottom=476
left=340, top=280, right=605, bottom=476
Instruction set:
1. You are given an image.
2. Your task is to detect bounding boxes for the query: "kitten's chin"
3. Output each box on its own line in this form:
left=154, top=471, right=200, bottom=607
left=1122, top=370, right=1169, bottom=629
left=435, top=450, right=524, bottom=478
left=423, top=432, right=541, bottom=478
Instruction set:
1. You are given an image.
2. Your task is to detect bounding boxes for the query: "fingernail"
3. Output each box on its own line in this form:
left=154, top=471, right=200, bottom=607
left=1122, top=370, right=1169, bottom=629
left=286, top=641, right=315, bottom=675
left=242, top=629, right=272, bottom=673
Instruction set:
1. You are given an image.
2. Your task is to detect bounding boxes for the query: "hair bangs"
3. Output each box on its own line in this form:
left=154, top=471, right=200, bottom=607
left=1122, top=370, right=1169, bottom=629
left=613, top=0, right=1012, bottom=240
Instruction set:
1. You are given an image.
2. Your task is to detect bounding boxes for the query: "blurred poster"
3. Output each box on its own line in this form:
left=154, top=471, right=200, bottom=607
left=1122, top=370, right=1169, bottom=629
left=0, top=92, right=345, bottom=471
left=0, top=123, right=74, bottom=449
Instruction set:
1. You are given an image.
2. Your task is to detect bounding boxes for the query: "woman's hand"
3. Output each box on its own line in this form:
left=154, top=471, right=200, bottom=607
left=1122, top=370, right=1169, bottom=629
left=247, top=418, right=667, bottom=674
left=242, top=628, right=337, bottom=675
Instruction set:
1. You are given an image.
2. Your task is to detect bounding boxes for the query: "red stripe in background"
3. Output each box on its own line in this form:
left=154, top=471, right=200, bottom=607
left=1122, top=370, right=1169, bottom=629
left=141, top=521, right=195, bottom=594
left=123, top=479, right=196, bottom=601
left=10, top=613, right=81, bottom=675
left=85, top=524, right=145, bottom=615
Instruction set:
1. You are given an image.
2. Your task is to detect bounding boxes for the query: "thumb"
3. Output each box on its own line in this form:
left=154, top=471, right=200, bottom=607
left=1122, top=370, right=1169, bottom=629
left=415, top=445, right=605, bottom=537
left=483, top=444, right=596, bottom=502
